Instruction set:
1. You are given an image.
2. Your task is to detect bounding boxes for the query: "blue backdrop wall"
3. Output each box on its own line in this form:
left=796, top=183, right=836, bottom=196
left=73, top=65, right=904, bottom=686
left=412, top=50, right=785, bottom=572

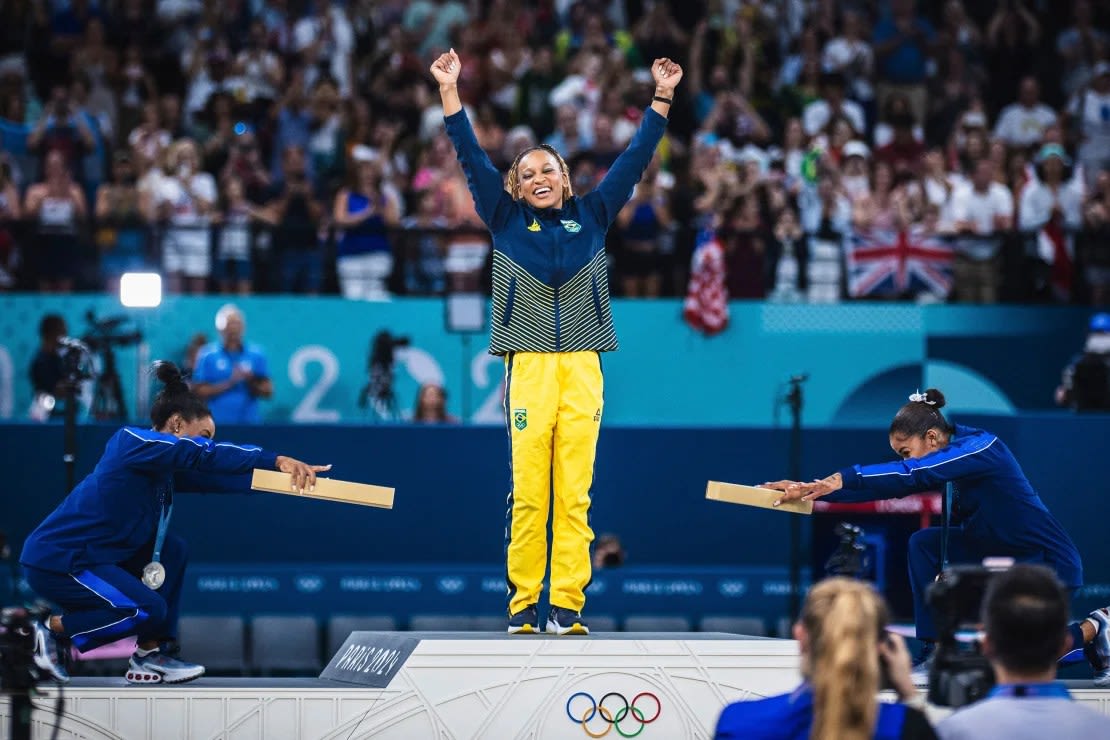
left=2, top=415, right=1108, bottom=622
left=0, top=296, right=1094, bottom=427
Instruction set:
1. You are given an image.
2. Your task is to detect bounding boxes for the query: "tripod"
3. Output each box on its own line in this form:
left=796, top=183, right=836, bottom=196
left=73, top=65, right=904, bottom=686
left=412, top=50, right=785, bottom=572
left=89, top=345, right=126, bottom=422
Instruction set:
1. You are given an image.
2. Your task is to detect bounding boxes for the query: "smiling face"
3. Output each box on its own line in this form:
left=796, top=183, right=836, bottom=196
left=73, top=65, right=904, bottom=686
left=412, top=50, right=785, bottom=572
left=515, top=148, right=567, bottom=209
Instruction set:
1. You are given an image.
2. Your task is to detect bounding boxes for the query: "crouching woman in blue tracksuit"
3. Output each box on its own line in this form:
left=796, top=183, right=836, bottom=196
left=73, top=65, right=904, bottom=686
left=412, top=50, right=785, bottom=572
left=764, top=388, right=1110, bottom=682
left=21, top=361, right=329, bottom=685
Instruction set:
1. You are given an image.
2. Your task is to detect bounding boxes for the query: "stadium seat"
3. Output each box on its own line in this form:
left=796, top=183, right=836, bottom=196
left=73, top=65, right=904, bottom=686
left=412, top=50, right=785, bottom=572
left=178, top=615, right=246, bottom=675
left=698, top=616, right=767, bottom=636
left=326, top=614, right=399, bottom=656
left=408, top=614, right=475, bottom=631
left=623, top=615, right=692, bottom=632
left=250, top=615, right=321, bottom=675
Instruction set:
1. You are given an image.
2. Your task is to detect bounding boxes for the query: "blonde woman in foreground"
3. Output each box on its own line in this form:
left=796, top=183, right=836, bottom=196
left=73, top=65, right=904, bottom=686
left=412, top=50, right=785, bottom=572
left=714, top=578, right=938, bottom=740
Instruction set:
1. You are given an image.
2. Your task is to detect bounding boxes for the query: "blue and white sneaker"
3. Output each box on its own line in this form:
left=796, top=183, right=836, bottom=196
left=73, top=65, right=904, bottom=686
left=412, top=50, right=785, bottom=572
left=125, top=649, right=205, bottom=684
left=508, top=605, right=539, bottom=634
left=1086, top=609, right=1110, bottom=687
left=32, top=618, right=69, bottom=683
left=546, top=606, right=589, bottom=636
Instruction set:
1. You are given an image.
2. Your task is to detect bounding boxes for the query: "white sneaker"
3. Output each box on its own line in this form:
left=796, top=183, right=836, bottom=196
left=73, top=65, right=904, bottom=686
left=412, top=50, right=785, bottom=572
left=125, top=649, right=205, bottom=684
left=1087, top=609, right=1110, bottom=687
left=545, top=607, right=589, bottom=636
left=32, top=618, right=69, bottom=683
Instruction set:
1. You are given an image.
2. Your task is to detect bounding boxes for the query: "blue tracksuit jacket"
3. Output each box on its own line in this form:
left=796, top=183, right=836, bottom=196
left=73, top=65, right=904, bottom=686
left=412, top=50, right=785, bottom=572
left=827, top=424, right=1082, bottom=587
left=444, top=107, right=667, bottom=354
left=20, top=426, right=277, bottom=573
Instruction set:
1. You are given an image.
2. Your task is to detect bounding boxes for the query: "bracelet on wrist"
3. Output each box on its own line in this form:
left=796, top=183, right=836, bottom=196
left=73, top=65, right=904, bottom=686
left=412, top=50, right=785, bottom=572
left=653, top=95, right=673, bottom=105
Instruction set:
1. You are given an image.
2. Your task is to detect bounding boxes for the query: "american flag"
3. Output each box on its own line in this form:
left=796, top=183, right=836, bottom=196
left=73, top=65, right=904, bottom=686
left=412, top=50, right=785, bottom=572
left=683, top=229, right=729, bottom=335
left=846, top=227, right=954, bottom=300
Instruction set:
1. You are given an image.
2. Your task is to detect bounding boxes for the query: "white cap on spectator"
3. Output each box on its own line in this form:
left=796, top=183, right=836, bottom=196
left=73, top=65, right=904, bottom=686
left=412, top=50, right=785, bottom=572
left=843, top=140, right=870, bottom=160
left=1094, top=61, right=1110, bottom=78
left=351, top=145, right=379, bottom=163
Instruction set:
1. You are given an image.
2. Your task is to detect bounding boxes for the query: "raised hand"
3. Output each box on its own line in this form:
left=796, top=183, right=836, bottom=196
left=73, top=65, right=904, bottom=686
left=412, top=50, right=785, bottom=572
left=430, top=48, right=461, bottom=87
left=652, top=57, right=683, bottom=92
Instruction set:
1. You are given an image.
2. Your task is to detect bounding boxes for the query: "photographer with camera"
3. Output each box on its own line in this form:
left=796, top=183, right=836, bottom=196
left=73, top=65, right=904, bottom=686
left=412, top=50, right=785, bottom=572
left=935, top=565, right=1110, bottom=739
left=715, top=577, right=936, bottom=740
left=20, top=361, right=327, bottom=684
left=763, top=388, right=1110, bottom=684
left=191, top=304, right=272, bottom=424
left=28, top=314, right=72, bottom=420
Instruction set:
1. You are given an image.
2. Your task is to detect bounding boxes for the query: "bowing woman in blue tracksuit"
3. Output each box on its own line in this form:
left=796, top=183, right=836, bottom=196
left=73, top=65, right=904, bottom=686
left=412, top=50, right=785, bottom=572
left=21, top=361, right=329, bottom=685
left=765, top=388, right=1110, bottom=680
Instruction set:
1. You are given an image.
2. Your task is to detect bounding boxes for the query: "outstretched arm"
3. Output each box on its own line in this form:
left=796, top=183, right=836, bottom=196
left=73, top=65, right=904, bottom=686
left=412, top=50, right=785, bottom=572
left=432, top=48, right=512, bottom=231
left=764, top=432, right=1001, bottom=506
left=587, top=58, right=682, bottom=226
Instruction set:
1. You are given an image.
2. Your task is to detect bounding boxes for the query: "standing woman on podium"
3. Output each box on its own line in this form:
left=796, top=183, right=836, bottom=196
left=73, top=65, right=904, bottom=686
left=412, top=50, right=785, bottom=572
left=21, top=361, right=328, bottom=684
left=430, top=49, right=682, bottom=635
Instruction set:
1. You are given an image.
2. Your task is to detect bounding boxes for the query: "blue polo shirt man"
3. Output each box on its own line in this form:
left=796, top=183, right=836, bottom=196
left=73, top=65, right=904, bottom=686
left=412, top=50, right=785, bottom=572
left=192, top=305, right=272, bottom=424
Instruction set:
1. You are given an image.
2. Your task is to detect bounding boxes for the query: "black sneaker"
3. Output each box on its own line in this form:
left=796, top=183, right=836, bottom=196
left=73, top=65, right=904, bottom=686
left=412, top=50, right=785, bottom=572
left=507, top=605, right=539, bottom=635
left=546, top=606, right=589, bottom=636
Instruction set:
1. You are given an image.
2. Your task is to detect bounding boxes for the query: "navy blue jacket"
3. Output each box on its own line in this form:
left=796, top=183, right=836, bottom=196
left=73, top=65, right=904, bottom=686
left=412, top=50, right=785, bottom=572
left=830, top=424, right=1082, bottom=587
left=715, top=684, right=934, bottom=739
left=444, top=107, right=667, bottom=354
left=21, top=427, right=277, bottom=573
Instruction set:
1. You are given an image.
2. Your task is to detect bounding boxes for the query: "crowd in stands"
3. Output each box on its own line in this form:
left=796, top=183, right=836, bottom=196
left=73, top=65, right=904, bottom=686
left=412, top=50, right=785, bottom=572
left=0, top=0, right=1108, bottom=306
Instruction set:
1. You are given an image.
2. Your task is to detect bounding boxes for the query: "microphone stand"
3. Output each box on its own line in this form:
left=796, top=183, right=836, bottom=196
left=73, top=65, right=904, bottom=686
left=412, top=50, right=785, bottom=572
left=786, top=374, right=808, bottom=621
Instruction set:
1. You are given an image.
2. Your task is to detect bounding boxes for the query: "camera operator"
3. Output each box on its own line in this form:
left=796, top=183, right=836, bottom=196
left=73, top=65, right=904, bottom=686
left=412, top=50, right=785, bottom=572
left=936, top=565, right=1110, bottom=739
left=191, top=304, right=272, bottom=424
left=28, top=314, right=71, bottom=420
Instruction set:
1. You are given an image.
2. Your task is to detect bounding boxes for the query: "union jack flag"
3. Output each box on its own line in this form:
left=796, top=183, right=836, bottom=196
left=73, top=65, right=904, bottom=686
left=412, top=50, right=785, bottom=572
left=846, top=227, right=954, bottom=299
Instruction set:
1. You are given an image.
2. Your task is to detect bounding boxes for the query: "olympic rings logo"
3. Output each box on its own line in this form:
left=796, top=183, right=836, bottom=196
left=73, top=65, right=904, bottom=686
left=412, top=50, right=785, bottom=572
left=565, top=691, right=662, bottom=737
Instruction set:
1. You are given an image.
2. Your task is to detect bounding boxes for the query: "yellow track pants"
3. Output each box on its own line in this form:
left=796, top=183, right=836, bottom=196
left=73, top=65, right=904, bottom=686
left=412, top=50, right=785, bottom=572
left=504, top=351, right=602, bottom=615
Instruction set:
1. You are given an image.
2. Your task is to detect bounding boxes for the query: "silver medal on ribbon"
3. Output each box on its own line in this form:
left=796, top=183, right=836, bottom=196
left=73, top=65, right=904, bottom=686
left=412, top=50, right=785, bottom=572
left=142, top=561, right=166, bottom=590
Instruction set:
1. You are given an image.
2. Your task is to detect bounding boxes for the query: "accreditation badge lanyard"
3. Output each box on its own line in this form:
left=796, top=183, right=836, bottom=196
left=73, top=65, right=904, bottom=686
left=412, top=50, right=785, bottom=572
left=988, top=683, right=1071, bottom=700
left=141, top=488, right=173, bottom=590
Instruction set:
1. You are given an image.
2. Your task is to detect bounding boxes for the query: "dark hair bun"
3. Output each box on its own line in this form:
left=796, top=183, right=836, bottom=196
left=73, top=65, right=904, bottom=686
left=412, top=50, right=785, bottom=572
left=924, top=388, right=947, bottom=409
left=151, top=361, right=189, bottom=394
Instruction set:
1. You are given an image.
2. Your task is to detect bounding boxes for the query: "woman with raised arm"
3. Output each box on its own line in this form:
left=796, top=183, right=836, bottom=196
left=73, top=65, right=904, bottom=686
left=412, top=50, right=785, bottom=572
left=22, top=361, right=329, bottom=685
left=430, top=48, right=682, bottom=636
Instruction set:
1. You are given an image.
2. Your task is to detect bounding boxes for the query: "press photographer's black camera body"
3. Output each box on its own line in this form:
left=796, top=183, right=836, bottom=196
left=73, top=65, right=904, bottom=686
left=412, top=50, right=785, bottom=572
left=926, top=564, right=1001, bottom=707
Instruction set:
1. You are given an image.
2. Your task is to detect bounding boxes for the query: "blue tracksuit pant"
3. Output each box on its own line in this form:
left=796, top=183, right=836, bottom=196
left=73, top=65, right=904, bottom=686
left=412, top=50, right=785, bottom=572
left=24, top=534, right=188, bottom=652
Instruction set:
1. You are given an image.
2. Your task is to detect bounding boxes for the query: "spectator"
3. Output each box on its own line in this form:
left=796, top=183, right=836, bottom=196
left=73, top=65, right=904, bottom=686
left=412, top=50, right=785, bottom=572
left=402, top=0, right=469, bottom=60
left=293, top=1, right=355, bottom=96
left=1056, top=0, right=1108, bottom=99
left=400, top=189, right=448, bottom=295
left=191, top=304, right=272, bottom=424
left=29, top=314, right=70, bottom=419
left=592, top=533, right=625, bottom=569
left=822, top=9, right=875, bottom=112
left=218, top=122, right=272, bottom=203
left=24, top=150, right=88, bottom=293
left=1055, top=312, right=1110, bottom=411
left=544, top=103, right=591, bottom=158
left=513, top=46, right=558, bottom=140
left=1067, top=61, right=1110, bottom=190
left=332, top=146, right=400, bottom=300
left=128, top=101, right=171, bottom=175
left=264, top=144, right=326, bottom=294
left=1019, top=145, right=1084, bottom=301
left=0, top=155, right=21, bottom=290
left=234, top=20, right=283, bottom=105
left=27, top=82, right=95, bottom=184
left=116, top=43, right=157, bottom=142
left=920, top=148, right=960, bottom=234
left=714, top=577, right=934, bottom=740
left=412, top=382, right=457, bottom=423
left=803, top=71, right=865, bottom=139
left=616, top=162, right=671, bottom=297
left=984, top=0, right=1042, bottom=115
left=950, top=159, right=1013, bottom=303
left=872, top=0, right=936, bottom=126
left=213, top=176, right=264, bottom=295
left=876, top=111, right=927, bottom=176
left=935, top=565, right=1110, bottom=739
left=1078, top=169, right=1110, bottom=304
left=153, top=138, right=216, bottom=294
left=94, top=151, right=148, bottom=293
left=993, top=77, right=1058, bottom=151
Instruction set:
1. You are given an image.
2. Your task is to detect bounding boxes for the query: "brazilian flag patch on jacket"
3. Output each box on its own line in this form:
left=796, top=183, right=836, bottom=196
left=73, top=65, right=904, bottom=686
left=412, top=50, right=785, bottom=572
left=513, top=408, right=527, bottom=431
